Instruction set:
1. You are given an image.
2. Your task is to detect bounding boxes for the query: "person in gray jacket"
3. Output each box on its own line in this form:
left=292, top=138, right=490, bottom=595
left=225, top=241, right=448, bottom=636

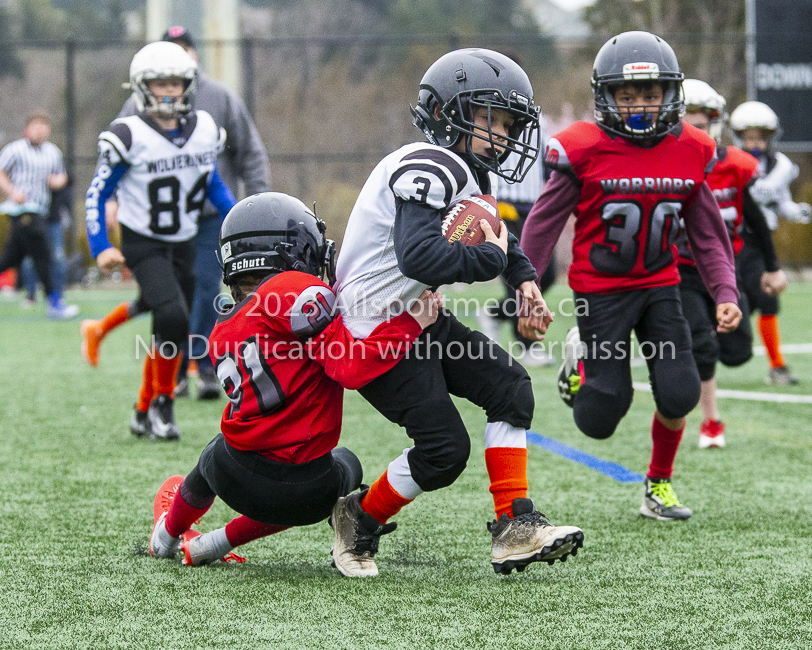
left=82, top=26, right=271, bottom=397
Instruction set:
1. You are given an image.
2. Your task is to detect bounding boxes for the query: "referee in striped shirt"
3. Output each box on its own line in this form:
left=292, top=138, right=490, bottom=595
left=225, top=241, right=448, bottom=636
left=0, top=111, right=78, bottom=319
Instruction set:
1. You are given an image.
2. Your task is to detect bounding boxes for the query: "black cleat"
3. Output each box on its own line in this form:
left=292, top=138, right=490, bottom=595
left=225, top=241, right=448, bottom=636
left=147, top=394, right=181, bottom=441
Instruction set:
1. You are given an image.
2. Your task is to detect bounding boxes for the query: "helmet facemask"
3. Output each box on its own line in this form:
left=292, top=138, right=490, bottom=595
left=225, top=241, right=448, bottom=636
left=444, top=91, right=541, bottom=182
left=137, top=76, right=195, bottom=119
left=594, top=78, right=684, bottom=143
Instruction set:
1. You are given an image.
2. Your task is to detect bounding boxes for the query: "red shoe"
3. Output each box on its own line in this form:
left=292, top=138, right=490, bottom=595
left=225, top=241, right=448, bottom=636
left=698, top=419, right=726, bottom=449
left=180, top=529, right=247, bottom=566
left=80, top=319, right=104, bottom=367
left=149, top=475, right=185, bottom=557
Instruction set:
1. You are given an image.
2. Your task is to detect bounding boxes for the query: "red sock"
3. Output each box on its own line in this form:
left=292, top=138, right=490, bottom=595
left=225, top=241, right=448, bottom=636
left=485, top=447, right=529, bottom=518
left=759, top=314, right=785, bottom=369
left=361, top=471, right=413, bottom=524
left=136, top=353, right=155, bottom=413
left=153, top=352, right=183, bottom=396
left=225, top=516, right=289, bottom=547
left=99, top=302, right=131, bottom=335
left=165, top=491, right=213, bottom=539
left=648, top=414, right=685, bottom=479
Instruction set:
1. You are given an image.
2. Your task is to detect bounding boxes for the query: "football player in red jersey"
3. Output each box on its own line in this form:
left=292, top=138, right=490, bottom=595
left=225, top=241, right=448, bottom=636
left=148, top=193, right=440, bottom=568
left=520, top=32, right=742, bottom=521
left=677, top=80, right=788, bottom=449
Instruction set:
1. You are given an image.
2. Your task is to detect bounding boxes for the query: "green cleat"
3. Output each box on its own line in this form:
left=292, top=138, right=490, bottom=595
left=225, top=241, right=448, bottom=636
left=557, top=327, right=584, bottom=408
left=640, top=477, right=692, bottom=521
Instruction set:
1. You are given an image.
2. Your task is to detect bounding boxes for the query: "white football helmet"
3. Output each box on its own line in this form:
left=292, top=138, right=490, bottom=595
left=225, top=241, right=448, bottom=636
left=682, top=79, right=726, bottom=143
left=129, top=42, right=197, bottom=118
left=729, top=100, right=780, bottom=152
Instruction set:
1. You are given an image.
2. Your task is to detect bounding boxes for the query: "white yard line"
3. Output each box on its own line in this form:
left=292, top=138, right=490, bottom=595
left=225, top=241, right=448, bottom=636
left=632, top=381, right=812, bottom=404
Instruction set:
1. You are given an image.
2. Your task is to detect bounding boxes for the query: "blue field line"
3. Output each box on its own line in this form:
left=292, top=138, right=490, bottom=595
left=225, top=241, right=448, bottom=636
left=526, top=431, right=644, bottom=484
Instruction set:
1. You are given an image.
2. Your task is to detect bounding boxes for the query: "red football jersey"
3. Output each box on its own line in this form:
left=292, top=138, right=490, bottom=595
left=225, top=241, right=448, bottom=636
left=208, top=271, right=422, bottom=464
left=677, top=145, right=758, bottom=264
left=545, top=121, right=717, bottom=294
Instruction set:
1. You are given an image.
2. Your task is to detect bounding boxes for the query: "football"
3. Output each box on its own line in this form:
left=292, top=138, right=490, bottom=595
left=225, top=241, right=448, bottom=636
left=441, top=194, right=502, bottom=246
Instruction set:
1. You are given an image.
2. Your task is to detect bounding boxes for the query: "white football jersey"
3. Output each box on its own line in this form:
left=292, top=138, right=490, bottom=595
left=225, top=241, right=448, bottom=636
left=98, top=111, right=225, bottom=241
left=335, top=142, right=495, bottom=338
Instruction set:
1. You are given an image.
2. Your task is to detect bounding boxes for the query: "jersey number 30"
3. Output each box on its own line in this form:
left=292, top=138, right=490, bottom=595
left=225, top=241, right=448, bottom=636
left=215, top=337, right=286, bottom=419
left=589, top=200, right=682, bottom=274
left=147, top=173, right=209, bottom=235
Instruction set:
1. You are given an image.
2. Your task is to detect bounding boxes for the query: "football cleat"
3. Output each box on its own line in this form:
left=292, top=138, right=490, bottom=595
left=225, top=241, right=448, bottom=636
left=80, top=319, right=104, bottom=367
left=174, top=377, right=189, bottom=399
left=196, top=370, right=222, bottom=400
left=557, top=326, right=584, bottom=407
left=330, top=490, right=396, bottom=578
left=180, top=529, right=246, bottom=566
left=640, top=477, right=692, bottom=521
left=130, top=406, right=150, bottom=438
left=46, top=299, right=79, bottom=320
left=767, top=365, right=799, bottom=386
left=488, top=498, right=584, bottom=575
left=149, top=475, right=185, bottom=558
left=698, top=419, right=726, bottom=449
left=148, top=394, right=181, bottom=441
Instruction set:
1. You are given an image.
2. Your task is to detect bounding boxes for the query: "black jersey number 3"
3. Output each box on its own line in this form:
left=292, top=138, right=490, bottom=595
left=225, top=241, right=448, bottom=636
left=147, top=173, right=210, bottom=235
left=589, top=200, right=682, bottom=275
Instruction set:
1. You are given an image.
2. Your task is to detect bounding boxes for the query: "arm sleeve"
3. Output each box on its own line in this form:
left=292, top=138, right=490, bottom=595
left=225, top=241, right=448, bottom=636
left=520, top=170, right=582, bottom=278
left=393, top=199, right=507, bottom=286
left=683, top=182, right=739, bottom=305
left=308, top=312, right=422, bottom=390
left=223, top=94, right=271, bottom=194
left=207, top=167, right=237, bottom=218
left=85, top=160, right=128, bottom=258
left=742, top=183, right=780, bottom=272
left=502, top=232, right=538, bottom=289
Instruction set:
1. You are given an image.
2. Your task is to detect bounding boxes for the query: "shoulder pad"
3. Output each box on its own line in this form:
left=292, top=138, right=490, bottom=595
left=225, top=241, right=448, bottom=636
left=290, top=284, right=337, bottom=338
left=543, top=137, right=572, bottom=172
left=99, top=121, right=133, bottom=165
left=390, top=147, right=470, bottom=209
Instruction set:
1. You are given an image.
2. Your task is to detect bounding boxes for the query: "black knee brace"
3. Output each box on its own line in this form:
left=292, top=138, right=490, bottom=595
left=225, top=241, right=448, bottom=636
left=573, top=385, right=632, bottom=440
left=331, top=447, right=363, bottom=497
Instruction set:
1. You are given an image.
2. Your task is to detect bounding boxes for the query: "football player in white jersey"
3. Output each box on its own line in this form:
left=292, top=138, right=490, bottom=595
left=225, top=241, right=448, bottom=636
left=330, top=49, right=583, bottom=578
left=85, top=42, right=236, bottom=441
left=729, top=101, right=808, bottom=385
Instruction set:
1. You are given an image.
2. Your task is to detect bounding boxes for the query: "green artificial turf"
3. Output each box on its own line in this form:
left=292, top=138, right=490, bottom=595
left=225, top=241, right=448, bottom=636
left=0, top=282, right=810, bottom=649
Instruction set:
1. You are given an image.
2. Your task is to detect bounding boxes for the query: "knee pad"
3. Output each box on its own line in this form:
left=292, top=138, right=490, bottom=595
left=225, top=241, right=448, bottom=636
left=153, top=300, right=189, bottom=346
left=720, top=348, right=753, bottom=368
left=654, top=366, right=701, bottom=420
left=180, top=465, right=216, bottom=510
left=487, top=367, right=535, bottom=428
left=573, top=385, right=631, bottom=440
left=331, top=447, right=363, bottom=496
left=409, top=422, right=471, bottom=492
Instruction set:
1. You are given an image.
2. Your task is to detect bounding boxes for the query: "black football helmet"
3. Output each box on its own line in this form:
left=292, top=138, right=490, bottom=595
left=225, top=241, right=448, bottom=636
left=410, top=48, right=541, bottom=182
left=218, top=192, right=336, bottom=286
left=592, top=31, right=684, bottom=143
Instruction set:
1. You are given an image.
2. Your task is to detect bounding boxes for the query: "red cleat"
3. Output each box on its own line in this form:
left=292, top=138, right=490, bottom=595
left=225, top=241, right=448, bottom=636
left=698, top=419, right=726, bottom=449
left=149, top=475, right=185, bottom=558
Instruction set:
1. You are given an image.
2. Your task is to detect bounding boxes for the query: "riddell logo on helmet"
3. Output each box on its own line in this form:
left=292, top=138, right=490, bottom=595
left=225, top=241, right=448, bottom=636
left=622, top=62, right=660, bottom=80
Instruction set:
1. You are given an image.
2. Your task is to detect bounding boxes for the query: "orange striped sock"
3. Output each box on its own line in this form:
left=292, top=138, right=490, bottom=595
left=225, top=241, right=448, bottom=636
left=153, top=352, right=184, bottom=397
left=485, top=447, right=529, bottom=519
left=360, top=471, right=413, bottom=524
left=100, top=302, right=132, bottom=336
left=759, top=314, right=785, bottom=368
left=136, top=353, right=155, bottom=412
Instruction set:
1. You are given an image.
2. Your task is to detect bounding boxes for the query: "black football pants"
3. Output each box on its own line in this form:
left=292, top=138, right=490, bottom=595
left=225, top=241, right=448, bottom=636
left=358, top=310, right=534, bottom=492
left=120, top=225, right=195, bottom=348
left=182, top=434, right=363, bottom=526
left=0, top=213, right=54, bottom=296
left=573, top=285, right=701, bottom=439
